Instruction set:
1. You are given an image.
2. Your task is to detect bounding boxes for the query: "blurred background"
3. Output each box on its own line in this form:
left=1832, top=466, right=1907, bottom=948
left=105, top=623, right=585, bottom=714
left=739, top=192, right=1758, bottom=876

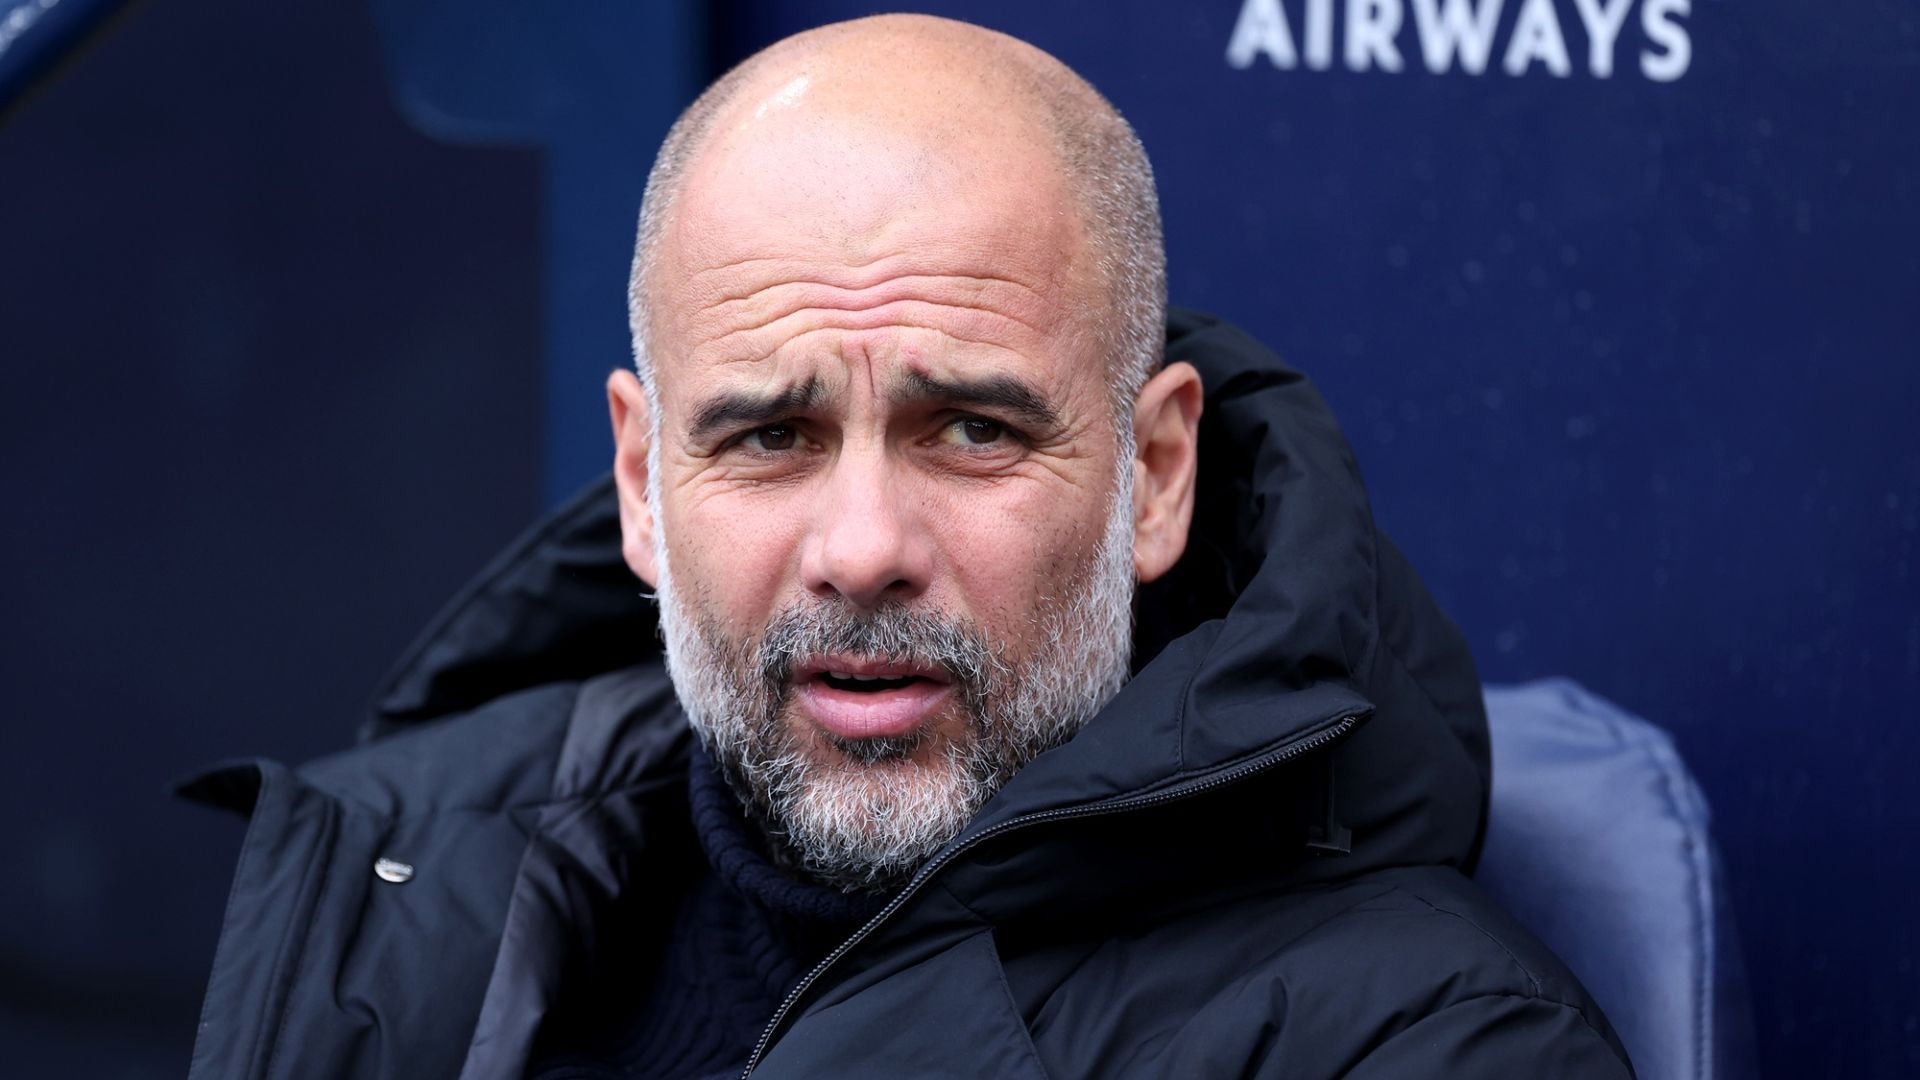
left=1, top=0, right=1914, bottom=1075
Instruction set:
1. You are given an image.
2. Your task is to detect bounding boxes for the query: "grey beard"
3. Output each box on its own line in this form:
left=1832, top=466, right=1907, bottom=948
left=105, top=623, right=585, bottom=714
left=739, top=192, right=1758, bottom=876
left=651, top=454, right=1138, bottom=894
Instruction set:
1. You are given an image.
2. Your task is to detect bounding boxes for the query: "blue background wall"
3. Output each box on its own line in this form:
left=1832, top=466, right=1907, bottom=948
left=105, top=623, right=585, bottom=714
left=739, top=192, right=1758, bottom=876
left=0, top=0, right=548, bottom=1072
left=1, top=0, right=1914, bottom=1075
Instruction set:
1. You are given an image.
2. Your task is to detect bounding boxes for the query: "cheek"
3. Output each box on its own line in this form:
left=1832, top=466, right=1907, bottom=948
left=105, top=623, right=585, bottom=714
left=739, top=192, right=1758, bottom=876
left=663, top=493, right=805, bottom=634
left=928, top=483, right=1108, bottom=633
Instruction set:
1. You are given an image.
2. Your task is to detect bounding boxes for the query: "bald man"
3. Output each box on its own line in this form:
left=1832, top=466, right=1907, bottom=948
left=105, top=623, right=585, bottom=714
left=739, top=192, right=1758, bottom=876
left=184, top=15, right=1632, bottom=1080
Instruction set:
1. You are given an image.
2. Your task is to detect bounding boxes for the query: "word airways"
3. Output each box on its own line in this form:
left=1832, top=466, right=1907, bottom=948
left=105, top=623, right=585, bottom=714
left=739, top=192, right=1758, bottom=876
left=1227, top=0, right=1691, bottom=81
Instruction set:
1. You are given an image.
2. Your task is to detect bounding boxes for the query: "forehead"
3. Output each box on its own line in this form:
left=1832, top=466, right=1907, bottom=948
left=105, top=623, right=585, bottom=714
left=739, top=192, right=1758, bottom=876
left=646, top=79, right=1105, bottom=406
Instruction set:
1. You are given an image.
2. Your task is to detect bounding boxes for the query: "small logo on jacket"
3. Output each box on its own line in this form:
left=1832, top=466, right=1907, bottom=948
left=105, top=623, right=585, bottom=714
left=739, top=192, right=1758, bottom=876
left=374, top=857, right=415, bottom=884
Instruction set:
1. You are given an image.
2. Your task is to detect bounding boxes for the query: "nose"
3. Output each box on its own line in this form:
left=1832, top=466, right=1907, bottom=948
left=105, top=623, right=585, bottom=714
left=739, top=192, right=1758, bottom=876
left=799, top=445, right=933, bottom=610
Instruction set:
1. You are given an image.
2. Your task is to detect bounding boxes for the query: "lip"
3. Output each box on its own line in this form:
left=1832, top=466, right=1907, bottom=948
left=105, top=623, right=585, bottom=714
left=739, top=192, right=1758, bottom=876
left=792, top=655, right=953, bottom=741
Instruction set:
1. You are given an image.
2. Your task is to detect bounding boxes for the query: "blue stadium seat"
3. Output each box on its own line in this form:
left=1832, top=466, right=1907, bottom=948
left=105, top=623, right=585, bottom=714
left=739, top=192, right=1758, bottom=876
left=1478, top=680, right=1758, bottom=1080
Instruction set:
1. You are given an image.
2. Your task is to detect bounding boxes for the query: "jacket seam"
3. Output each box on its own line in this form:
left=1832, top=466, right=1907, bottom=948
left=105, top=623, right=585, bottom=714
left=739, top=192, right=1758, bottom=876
left=1387, top=884, right=1544, bottom=1001
left=1386, top=990, right=1631, bottom=1073
left=1172, top=637, right=1207, bottom=774
left=935, top=877, right=995, bottom=925
left=1368, top=524, right=1452, bottom=725
left=1376, top=633, right=1451, bottom=728
left=256, top=797, right=339, bottom=1080
left=1353, top=500, right=1380, bottom=680
left=187, top=766, right=271, bottom=1078
left=1037, top=880, right=1406, bottom=1022
left=979, top=930, right=1055, bottom=1079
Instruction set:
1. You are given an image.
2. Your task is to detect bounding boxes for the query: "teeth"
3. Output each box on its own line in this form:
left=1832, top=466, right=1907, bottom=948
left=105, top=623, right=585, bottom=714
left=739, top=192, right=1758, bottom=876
left=826, top=671, right=895, bottom=682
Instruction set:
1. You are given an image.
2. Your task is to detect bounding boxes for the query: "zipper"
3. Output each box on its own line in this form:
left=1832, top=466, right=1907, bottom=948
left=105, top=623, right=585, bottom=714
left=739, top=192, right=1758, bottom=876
left=738, top=709, right=1367, bottom=1077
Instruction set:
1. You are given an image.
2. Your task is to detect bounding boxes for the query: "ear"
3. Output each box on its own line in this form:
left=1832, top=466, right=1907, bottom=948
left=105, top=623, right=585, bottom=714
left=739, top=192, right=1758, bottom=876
left=607, top=369, right=660, bottom=587
left=1129, top=361, right=1203, bottom=584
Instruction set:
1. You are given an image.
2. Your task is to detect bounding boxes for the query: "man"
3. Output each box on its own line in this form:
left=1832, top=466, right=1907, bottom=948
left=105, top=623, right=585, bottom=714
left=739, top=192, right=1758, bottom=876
left=184, top=14, right=1633, bottom=1079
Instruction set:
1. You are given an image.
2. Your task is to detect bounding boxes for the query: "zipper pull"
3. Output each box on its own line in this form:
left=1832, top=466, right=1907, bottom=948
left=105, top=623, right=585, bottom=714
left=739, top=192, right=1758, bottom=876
left=1304, top=750, right=1351, bottom=856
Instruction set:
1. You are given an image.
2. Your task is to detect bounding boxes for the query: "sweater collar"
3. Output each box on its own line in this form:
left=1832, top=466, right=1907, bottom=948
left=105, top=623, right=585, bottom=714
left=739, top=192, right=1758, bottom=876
left=688, top=742, right=885, bottom=928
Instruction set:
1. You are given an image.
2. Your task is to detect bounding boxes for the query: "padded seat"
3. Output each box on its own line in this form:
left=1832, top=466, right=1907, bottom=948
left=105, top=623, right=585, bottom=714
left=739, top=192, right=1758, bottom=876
left=1478, top=679, right=1757, bottom=1080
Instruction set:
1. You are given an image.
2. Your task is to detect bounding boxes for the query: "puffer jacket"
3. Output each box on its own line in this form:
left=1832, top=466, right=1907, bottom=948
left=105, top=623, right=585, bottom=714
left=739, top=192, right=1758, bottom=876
left=181, top=308, right=1634, bottom=1078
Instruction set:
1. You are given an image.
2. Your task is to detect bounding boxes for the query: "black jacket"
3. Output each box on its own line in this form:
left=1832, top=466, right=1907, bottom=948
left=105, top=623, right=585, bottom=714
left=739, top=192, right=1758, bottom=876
left=183, top=309, right=1634, bottom=1079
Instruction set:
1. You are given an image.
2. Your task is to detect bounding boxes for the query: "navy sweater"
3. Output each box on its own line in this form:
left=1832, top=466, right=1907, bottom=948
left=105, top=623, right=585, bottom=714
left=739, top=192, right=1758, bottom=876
left=525, top=748, right=882, bottom=1080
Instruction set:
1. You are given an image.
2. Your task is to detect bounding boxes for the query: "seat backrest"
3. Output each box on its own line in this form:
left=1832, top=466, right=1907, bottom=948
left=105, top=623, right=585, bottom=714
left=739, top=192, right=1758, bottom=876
left=1477, top=679, right=1757, bottom=1080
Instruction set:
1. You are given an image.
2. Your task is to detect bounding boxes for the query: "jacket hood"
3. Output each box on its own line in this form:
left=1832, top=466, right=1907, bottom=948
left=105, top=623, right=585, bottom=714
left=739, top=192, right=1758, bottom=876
left=369, top=307, right=1489, bottom=886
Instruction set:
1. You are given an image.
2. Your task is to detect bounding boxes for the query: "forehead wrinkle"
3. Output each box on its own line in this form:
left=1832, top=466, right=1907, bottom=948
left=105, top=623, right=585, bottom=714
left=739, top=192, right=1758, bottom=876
left=704, top=270, right=1047, bottom=314
left=702, top=277, right=1050, bottom=347
left=667, top=249, right=1064, bottom=369
left=688, top=252, right=886, bottom=281
left=685, top=245, right=1052, bottom=315
left=695, top=307, right=1050, bottom=371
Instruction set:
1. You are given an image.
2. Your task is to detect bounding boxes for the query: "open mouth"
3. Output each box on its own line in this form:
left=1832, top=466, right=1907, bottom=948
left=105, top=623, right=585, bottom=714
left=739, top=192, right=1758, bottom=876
left=797, top=655, right=951, bottom=691
left=818, top=671, right=930, bottom=693
left=794, top=657, right=954, bottom=740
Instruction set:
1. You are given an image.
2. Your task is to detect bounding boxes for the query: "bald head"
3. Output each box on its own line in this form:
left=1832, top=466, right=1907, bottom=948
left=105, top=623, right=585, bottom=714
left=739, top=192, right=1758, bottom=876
left=627, top=15, right=1165, bottom=415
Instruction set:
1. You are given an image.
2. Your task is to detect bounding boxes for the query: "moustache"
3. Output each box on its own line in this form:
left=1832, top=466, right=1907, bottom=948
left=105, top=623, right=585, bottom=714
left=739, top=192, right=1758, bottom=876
left=756, top=600, right=1007, bottom=697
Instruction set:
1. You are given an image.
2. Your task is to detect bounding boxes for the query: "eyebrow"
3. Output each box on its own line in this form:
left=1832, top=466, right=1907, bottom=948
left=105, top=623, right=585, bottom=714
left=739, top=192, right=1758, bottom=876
left=890, top=371, right=1064, bottom=435
left=687, top=376, right=826, bottom=441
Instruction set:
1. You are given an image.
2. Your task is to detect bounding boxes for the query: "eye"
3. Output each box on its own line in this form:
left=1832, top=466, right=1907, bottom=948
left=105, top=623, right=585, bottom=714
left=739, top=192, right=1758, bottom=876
left=742, top=424, right=799, bottom=452
left=941, top=417, right=1008, bottom=447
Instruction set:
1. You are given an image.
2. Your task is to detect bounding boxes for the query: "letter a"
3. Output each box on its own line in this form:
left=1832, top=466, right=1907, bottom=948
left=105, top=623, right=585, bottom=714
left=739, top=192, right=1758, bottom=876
left=1503, top=0, right=1572, bottom=76
left=1227, top=0, right=1301, bottom=69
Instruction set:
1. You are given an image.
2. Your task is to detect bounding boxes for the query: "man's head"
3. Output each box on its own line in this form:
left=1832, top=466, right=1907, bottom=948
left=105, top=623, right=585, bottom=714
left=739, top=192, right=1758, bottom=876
left=608, top=15, right=1203, bottom=891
